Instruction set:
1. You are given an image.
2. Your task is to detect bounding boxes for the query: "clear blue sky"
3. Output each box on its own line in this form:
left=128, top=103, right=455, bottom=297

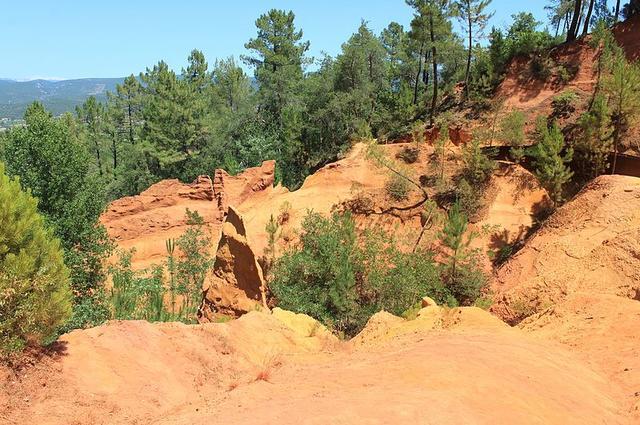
left=0, top=0, right=547, bottom=81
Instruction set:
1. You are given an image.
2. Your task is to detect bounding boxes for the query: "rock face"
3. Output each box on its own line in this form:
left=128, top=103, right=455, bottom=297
left=100, top=161, right=276, bottom=271
left=198, top=206, right=268, bottom=321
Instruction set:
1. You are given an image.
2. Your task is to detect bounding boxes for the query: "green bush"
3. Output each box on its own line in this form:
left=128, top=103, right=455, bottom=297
left=499, top=110, right=526, bottom=163
left=530, top=54, right=554, bottom=81
left=551, top=91, right=579, bottom=119
left=456, top=178, right=483, bottom=221
left=174, top=209, right=213, bottom=319
left=385, top=173, right=411, bottom=201
left=397, top=146, right=419, bottom=164
left=108, top=209, right=213, bottom=323
left=0, top=163, right=72, bottom=354
left=269, top=211, right=447, bottom=337
left=462, top=137, right=496, bottom=186
left=109, top=250, right=167, bottom=321
left=439, top=202, right=487, bottom=305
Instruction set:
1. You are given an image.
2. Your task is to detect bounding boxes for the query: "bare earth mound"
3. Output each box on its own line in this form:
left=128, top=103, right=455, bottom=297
left=1, top=309, right=630, bottom=425
left=491, top=174, right=640, bottom=323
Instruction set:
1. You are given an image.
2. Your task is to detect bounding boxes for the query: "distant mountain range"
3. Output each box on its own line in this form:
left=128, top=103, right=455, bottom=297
left=0, top=78, right=124, bottom=122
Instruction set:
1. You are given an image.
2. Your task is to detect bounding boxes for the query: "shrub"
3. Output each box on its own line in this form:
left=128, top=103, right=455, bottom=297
left=462, top=137, right=496, bottom=186
left=439, top=202, right=487, bottom=305
left=532, top=119, right=574, bottom=207
left=174, top=209, right=213, bottom=320
left=397, top=146, right=419, bottom=164
left=385, top=173, right=411, bottom=201
left=269, top=211, right=447, bottom=337
left=530, top=54, right=554, bottom=81
left=0, top=163, right=72, bottom=354
left=499, top=111, right=526, bottom=163
left=108, top=209, right=213, bottom=323
left=456, top=178, right=483, bottom=221
left=551, top=91, right=579, bottom=119
left=109, top=250, right=167, bottom=321
left=556, top=64, right=578, bottom=84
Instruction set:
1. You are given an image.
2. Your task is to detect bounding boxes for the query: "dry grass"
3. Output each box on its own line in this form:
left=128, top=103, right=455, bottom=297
left=254, top=351, right=282, bottom=383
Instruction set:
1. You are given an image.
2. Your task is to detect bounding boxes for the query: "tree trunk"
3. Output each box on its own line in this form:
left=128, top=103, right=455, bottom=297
left=128, top=102, right=134, bottom=144
left=429, top=13, right=438, bottom=126
left=583, top=0, right=595, bottom=35
left=614, top=0, right=621, bottom=22
left=94, top=139, right=103, bottom=176
left=112, top=135, right=118, bottom=174
left=612, top=123, right=619, bottom=174
left=465, top=4, right=472, bottom=99
left=413, top=43, right=424, bottom=105
left=567, top=0, right=583, bottom=42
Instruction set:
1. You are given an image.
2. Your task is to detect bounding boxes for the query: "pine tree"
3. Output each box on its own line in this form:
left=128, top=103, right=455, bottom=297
left=242, top=9, right=309, bottom=133
left=108, top=74, right=144, bottom=146
left=500, top=111, right=526, bottom=163
left=533, top=120, right=574, bottom=206
left=76, top=96, right=108, bottom=176
left=602, top=44, right=640, bottom=173
left=577, top=93, right=612, bottom=178
left=242, top=9, right=310, bottom=186
left=439, top=202, right=485, bottom=304
left=407, top=0, right=455, bottom=125
left=0, top=162, right=72, bottom=353
left=140, top=56, right=210, bottom=180
left=454, top=0, right=494, bottom=98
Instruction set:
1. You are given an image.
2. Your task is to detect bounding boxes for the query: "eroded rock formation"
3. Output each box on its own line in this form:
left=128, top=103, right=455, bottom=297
left=198, top=206, right=268, bottom=321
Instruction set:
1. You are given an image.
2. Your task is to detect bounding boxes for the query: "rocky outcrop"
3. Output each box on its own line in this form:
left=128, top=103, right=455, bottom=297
left=198, top=206, right=268, bottom=321
left=101, top=161, right=276, bottom=271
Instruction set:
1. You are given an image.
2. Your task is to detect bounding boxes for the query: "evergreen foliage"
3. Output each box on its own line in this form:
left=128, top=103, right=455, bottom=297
left=438, top=202, right=486, bottom=304
left=499, top=110, right=526, bottom=162
left=4, top=103, right=112, bottom=329
left=270, top=211, right=448, bottom=337
left=0, top=163, right=72, bottom=354
left=532, top=119, right=574, bottom=206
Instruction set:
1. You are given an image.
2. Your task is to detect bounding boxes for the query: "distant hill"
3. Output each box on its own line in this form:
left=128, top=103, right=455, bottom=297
left=0, top=78, right=124, bottom=121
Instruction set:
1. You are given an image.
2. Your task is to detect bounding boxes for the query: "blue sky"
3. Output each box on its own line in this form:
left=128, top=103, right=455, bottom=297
left=0, top=0, right=547, bottom=80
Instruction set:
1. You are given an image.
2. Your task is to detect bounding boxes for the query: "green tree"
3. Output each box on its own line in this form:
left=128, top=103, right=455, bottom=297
left=212, top=57, right=253, bottom=114
left=140, top=56, right=210, bottom=180
left=243, top=9, right=309, bottom=133
left=76, top=96, right=108, bottom=176
left=439, top=202, right=486, bottom=304
left=174, top=209, right=213, bottom=321
left=500, top=111, right=526, bottom=162
left=577, top=93, right=612, bottom=178
left=407, top=0, right=456, bottom=125
left=270, top=211, right=446, bottom=337
left=532, top=119, right=574, bottom=206
left=462, top=136, right=495, bottom=185
left=602, top=45, right=640, bottom=173
left=108, top=74, right=144, bottom=147
left=333, top=22, right=390, bottom=137
left=242, top=9, right=310, bottom=186
left=454, top=0, right=494, bottom=98
left=0, top=162, right=72, bottom=353
left=4, top=103, right=112, bottom=329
